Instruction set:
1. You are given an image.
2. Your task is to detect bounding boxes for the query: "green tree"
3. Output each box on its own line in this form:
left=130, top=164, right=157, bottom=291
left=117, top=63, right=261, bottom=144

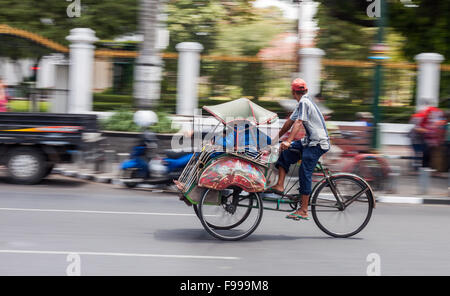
left=0, top=35, right=51, bottom=59
left=316, top=0, right=449, bottom=62
left=165, top=0, right=225, bottom=54
left=0, top=0, right=138, bottom=46
left=207, top=7, right=290, bottom=100
left=213, top=12, right=288, bottom=56
left=316, top=4, right=376, bottom=104
left=388, top=0, right=450, bottom=100
left=389, top=1, right=449, bottom=62
left=165, top=0, right=257, bottom=54
left=315, top=0, right=449, bottom=103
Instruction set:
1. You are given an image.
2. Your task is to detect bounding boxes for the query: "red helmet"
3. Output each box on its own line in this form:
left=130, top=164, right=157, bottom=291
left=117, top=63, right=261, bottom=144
left=291, top=78, right=308, bottom=92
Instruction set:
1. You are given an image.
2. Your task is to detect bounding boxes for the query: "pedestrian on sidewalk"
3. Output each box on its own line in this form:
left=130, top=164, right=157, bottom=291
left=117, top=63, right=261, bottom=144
left=0, top=78, right=8, bottom=112
left=420, top=104, right=446, bottom=170
left=445, top=110, right=450, bottom=172
left=408, top=111, right=426, bottom=170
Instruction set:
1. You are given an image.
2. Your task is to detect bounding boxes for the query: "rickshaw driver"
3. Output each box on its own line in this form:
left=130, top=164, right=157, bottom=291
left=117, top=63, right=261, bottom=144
left=270, top=78, right=330, bottom=220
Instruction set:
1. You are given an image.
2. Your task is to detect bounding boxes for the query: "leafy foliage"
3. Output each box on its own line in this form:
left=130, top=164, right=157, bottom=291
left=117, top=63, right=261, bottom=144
left=165, top=0, right=258, bottom=54
left=315, top=0, right=449, bottom=105
left=387, top=0, right=449, bottom=63
left=0, top=0, right=138, bottom=46
left=0, top=35, right=52, bottom=59
left=213, top=9, right=288, bottom=56
left=100, top=109, right=140, bottom=132
left=100, top=109, right=178, bottom=133
left=316, top=0, right=449, bottom=63
left=205, top=7, right=291, bottom=99
left=165, top=0, right=226, bottom=54
left=316, top=4, right=376, bottom=104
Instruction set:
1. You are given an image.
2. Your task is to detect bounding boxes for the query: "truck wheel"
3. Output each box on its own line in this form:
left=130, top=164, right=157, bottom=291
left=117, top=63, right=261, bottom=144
left=6, top=147, right=47, bottom=184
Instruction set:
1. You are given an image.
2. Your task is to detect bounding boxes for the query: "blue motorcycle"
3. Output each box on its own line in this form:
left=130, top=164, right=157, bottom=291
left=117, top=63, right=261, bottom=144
left=119, top=111, right=193, bottom=188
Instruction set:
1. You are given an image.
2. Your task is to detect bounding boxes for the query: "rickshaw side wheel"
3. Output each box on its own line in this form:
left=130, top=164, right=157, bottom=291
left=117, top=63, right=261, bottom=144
left=193, top=204, right=200, bottom=219
left=198, top=188, right=263, bottom=241
left=194, top=189, right=254, bottom=230
left=194, top=203, right=236, bottom=229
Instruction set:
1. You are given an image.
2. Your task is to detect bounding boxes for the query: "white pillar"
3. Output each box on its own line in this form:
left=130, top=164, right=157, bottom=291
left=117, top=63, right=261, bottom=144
left=414, top=53, right=444, bottom=110
left=176, top=42, right=203, bottom=115
left=66, top=28, right=98, bottom=113
left=37, top=55, right=62, bottom=89
left=298, top=47, right=325, bottom=97
left=51, top=60, right=70, bottom=113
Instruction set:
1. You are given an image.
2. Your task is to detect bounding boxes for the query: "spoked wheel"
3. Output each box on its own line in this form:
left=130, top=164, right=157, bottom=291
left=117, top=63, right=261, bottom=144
left=311, top=174, right=374, bottom=238
left=193, top=191, right=252, bottom=230
left=198, top=187, right=263, bottom=241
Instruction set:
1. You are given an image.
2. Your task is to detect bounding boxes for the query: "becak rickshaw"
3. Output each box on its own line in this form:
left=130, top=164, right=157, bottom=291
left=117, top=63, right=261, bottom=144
left=174, top=98, right=375, bottom=241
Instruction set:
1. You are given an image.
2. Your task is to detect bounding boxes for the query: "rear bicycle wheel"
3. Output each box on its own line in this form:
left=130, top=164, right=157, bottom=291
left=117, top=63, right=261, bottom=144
left=311, top=175, right=373, bottom=238
left=198, top=187, right=263, bottom=241
left=193, top=188, right=253, bottom=230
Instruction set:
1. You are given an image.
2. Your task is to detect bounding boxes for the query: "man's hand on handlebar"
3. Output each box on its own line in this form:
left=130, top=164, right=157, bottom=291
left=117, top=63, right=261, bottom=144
left=280, top=140, right=292, bottom=152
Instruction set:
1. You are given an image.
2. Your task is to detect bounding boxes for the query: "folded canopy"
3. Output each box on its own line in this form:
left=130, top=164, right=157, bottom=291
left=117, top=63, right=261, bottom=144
left=203, top=98, right=278, bottom=126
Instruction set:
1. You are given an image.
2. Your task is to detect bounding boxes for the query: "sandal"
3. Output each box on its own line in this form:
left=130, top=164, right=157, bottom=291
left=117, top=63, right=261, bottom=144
left=266, top=188, right=285, bottom=196
left=286, top=212, right=310, bottom=221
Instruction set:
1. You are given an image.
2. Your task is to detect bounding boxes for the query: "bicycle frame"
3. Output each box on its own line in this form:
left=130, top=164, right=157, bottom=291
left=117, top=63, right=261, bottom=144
left=310, top=171, right=376, bottom=209
left=257, top=161, right=376, bottom=212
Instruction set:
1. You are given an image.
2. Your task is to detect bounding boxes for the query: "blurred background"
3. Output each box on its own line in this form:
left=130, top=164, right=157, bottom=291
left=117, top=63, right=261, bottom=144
left=0, top=0, right=448, bottom=194
left=0, top=0, right=450, bottom=277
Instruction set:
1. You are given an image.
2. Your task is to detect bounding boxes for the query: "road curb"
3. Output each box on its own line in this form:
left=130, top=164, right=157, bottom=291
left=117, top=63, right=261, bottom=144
left=376, top=195, right=450, bottom=206
left=54, top=168, right=450, bottom=205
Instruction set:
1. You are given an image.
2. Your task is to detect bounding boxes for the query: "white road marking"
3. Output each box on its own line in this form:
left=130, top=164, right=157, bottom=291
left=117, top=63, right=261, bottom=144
left=0, top=249, right=240, bottom=260
left=0, top=207, right=199, bottom=216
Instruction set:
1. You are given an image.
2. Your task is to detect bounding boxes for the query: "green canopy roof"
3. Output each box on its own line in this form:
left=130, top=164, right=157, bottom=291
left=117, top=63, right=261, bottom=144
left=203, top=98, right=278, bottom=126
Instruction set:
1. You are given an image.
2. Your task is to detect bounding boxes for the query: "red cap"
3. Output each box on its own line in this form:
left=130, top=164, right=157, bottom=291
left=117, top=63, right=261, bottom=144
left=291, top=78, right=308, bottom=92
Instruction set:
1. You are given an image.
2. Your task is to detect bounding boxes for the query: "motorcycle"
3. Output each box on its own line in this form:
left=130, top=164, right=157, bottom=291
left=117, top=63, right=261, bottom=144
left=119, top=111, right=193, bottom=189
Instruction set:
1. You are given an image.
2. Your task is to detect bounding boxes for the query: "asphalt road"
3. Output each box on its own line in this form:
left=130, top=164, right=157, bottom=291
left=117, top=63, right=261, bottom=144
left=0, top=175, right=449, bottom=276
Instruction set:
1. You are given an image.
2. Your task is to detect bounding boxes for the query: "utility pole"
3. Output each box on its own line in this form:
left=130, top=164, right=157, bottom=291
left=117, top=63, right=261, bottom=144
left=293, top=0, right=306, bottom=73
left=133, top=0, right=162, bottom=109
left=369, top=0, right=388, bottom=150
left=295, top=0, right=303, bottom=72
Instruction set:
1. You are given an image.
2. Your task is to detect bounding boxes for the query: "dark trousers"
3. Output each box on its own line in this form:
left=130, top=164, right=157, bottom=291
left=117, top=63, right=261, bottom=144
left=447, top=142, right=450, bottom=172
left=422, top=143, right=432, bottom=168
left=275, top=140, right=328, bottom=195
left=411, top=143, right=424, bottom=170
